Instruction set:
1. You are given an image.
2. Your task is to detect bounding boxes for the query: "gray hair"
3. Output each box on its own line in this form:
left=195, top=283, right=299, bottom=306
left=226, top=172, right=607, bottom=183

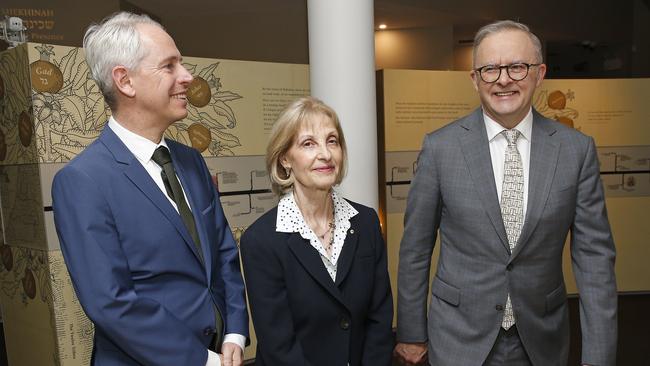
left=83, top=12, right=163, bottom=109
left=473, top=20, right=543, bottom=67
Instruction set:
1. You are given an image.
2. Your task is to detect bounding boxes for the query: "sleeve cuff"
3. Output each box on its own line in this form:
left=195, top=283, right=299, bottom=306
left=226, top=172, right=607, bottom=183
left=206, top=349, right=220, bottom=366
left=223, top=333, right=246, bottom=351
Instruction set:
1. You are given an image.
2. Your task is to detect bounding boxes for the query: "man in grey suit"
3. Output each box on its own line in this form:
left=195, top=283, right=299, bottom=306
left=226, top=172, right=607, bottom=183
left=394, top=20, right=617, bottom=366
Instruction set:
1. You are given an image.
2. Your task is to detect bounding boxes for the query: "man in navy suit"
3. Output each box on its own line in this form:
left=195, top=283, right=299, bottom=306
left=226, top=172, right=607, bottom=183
left=52, top=12, right=248, bottom=366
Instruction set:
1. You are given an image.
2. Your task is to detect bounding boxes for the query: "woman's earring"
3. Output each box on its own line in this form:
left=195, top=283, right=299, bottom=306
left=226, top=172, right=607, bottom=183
left=284, top=166, right=291, bottom=178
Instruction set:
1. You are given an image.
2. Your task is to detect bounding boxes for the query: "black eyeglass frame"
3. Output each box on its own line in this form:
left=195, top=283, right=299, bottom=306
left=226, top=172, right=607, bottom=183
left=474, top=62, right=542, bottom=83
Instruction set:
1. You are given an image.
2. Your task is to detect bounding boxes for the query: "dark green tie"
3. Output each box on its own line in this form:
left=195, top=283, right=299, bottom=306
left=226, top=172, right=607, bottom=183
left=152, top=146, right=224, bottom=350
left=151, top=146, right=203, bottom=263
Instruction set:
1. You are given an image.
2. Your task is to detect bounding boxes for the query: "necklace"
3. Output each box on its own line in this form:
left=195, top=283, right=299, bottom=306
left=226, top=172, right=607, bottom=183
left=315, top=198, right=335, bottom=253
left=317, top=221, right=334, bottom=239
left=321, top=219, right=335, bottom=253
left=295, top=192, right=336, bottom=252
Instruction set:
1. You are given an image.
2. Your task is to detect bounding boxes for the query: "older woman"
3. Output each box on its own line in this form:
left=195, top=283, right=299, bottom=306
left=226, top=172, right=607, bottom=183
left=240, top=97, right=393, bottom=366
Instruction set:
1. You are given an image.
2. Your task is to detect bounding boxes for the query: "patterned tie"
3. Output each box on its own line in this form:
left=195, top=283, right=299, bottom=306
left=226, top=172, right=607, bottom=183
left=151, top=146, right=203, bottom=263
left=500, top=129, right=524, bottom=330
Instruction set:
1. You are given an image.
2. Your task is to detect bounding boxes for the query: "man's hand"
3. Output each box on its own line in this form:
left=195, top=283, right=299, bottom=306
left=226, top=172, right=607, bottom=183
left=219, top=342, right=243, bottom=366
left=394, top=342, right=428, bottom=365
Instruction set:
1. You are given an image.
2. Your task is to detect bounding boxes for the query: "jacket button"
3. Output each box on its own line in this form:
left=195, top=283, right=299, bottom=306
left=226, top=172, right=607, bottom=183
left=495, top=304, right=504, bottom=311
left=349, top=229, right=354, bottom=234
left=203, top=327, right=213, bottom=336
left=506, top=264, right=513, bottom=271
left=339, top=317, right=350, bottom=330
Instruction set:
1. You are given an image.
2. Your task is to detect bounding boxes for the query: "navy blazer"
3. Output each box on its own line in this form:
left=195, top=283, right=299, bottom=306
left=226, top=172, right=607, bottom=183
left=241, top=201, right=393, bottom=366
left=52, top=126, right=248, bottom=365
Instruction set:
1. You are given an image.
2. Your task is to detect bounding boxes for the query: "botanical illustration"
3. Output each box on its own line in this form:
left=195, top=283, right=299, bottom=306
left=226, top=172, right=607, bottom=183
left=0, top=244, right=51, bottom=307
left=29, top=44, right=109, bottom=163
left=0, top=44, right=37, bottom=165
left=168, top=61, right=243, bottom=156
left=26, top=43, right=246, bottom=162
left=534, top=89, right=579, bottom=129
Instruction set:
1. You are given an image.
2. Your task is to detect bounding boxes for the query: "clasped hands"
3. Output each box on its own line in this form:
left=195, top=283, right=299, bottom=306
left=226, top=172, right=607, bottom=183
left=219, top=342, right=243, bottom=366
left=394, top=342, right=428, bottom=365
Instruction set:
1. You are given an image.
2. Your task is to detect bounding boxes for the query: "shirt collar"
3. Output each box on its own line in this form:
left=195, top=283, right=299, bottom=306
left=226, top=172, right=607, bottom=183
left=483, top=108, right=533, bottom=143
left=276, top=189, right=358, bottom=235
left=108, top=116, right=169, bottom=164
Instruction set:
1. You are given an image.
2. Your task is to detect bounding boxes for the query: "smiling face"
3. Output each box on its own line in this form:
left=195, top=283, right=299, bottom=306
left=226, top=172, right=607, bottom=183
left=129, top=24, right=193, bottom=128
left=281, top=114, right=343, bottom=196
left=471, top=29, right=546, bottom=128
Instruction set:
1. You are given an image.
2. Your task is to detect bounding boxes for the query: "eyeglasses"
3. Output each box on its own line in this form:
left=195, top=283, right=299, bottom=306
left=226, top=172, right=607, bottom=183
left=474, top=63, right=541, bottom=83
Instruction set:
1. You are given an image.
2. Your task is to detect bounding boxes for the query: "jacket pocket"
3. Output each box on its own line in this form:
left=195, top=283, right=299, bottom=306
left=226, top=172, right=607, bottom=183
left=545, top=282, right=567, bottom=313
left=431, top=277, right=460, bottom=306
left=201, top=200, right=215, bottom=215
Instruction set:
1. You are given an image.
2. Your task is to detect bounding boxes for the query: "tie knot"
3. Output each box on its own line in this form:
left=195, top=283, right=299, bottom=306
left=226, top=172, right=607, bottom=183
left=151, top=146, right=172, bottom=166
left=502, top=129, right=520, bottom=146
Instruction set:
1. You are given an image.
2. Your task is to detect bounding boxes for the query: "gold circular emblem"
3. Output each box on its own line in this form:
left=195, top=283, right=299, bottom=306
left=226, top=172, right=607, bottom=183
left=187, top=77, right=211, bottom=107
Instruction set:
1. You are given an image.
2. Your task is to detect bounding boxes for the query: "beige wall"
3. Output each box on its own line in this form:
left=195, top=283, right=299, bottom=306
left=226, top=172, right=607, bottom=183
left=453, top=44, right=473, bottom=71
left=375, top=26, right=453, bottom=70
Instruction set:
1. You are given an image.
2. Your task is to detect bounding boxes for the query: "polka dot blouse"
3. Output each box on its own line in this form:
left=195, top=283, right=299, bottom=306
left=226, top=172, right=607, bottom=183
left=276, top=190, right=358, bottom=282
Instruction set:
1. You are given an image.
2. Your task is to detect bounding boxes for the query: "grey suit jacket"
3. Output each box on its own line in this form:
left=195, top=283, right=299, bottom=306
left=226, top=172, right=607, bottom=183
left=396, top=108, right=617, bottom=366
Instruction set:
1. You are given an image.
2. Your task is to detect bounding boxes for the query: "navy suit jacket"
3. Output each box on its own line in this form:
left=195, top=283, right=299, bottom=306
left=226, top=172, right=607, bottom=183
left=52, top=126, right=248, bottom=365
left=240, top=201, right=393, bottom=366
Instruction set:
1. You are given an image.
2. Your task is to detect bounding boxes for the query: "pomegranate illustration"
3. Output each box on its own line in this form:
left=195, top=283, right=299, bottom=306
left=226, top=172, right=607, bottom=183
left=188, top=123, right=211, bottom=152
left=30, top=44, right=63, bottom=93
left=547, top=90, right=566, bottom=110
left=187, top=76, right=211, bottom=107
left=0, top=245, right=13, bottom=271
left=22, top=268, right=36, bottom=299
left=18, top=110, right=33, bottom=147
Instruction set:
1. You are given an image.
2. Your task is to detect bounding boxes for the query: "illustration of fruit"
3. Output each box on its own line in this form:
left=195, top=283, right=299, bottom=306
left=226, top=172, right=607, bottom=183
left=30, top=44, right=63, bottom=93
left=187, top=76, right=211, bottom=107
left=0, top=245, right=13, bottom=271
left=188, top=123, right=211, bottom=152
left=0, top=129, right=6, bottom=161
left=22, top=268, right=36, bottom=299
left=547, top=90, right=566, bottom=110
left=19, top=110, right=33, bottom=147
left=555, top=115, right=574, bottom=128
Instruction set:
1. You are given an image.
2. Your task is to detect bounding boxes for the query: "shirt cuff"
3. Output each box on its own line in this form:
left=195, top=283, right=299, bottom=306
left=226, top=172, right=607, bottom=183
left=206, top=349, right=220, bottom=366
left=223, top=333, right=246, bottom=351
left=205, top=333, right=245, bottom=366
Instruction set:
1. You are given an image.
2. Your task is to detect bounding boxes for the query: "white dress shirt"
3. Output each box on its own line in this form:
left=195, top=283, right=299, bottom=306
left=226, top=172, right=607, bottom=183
left=483, top=109, right=533, bottom=218
left=108, top=117, right=245, bottom=366
left=276, top=189, right=358, bottom=282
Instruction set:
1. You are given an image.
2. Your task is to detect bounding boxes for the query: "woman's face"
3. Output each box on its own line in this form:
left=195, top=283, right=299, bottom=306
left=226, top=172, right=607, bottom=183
left=281, top=114, right=342, bottom=195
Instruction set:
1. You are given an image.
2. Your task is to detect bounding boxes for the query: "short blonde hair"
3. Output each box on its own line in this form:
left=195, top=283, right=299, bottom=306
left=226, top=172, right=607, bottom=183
left=266, top=97, right=348, bottom=196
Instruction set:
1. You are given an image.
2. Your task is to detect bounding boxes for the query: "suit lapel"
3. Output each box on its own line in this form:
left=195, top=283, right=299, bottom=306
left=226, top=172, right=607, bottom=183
left=511, top=112, right=559, bottom=259
left=334, top=219, right=360, bottom=287
left=287, top=234, right=347, bottom=307
left=458, top=110, right=510, bottom=253
left=99, top=128, right=204, bottom=265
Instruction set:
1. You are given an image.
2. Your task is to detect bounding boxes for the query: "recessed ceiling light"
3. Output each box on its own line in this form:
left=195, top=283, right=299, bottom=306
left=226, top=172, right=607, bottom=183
left=378, top=24, right=387, bottom=30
